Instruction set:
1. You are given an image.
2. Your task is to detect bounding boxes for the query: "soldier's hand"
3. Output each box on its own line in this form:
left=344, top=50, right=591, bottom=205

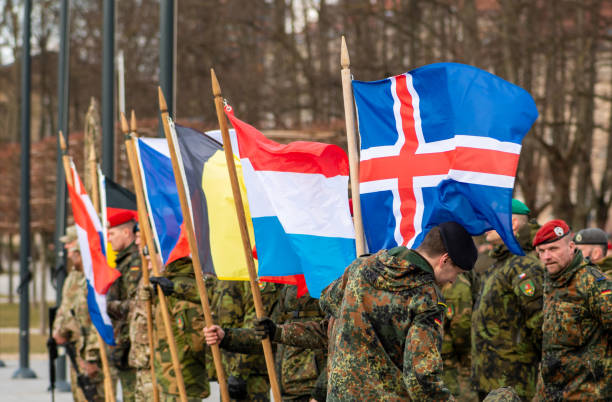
left=149, top=276, right=175, bottom=296
left=227, top=376, right=248, bottom=400
left=81, top=361, right=99, bottom=378
left=254, top=317, right=279, bottom=341
left=53, top=333, right=67, bottom=345
left=204, top=325, right=225, bottom=345
left=137, top=284, right=153, bottom=301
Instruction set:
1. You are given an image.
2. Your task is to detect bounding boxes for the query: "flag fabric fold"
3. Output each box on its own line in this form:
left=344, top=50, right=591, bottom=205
left=353, top=62, right=538, bottom=256
left=226, top=108, right=356, bottom=297
left=67, top=161, right=120, bottom=345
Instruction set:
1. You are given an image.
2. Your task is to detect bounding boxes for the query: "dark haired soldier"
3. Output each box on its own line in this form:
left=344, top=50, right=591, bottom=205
left=322, top=221, right=476, bottom=400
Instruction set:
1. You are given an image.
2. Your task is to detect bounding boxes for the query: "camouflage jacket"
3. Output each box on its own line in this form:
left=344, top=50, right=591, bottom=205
left=107, top=241, right=141, bottom=368
left=441, top=273, right=472, bottom=363
left=535, top=251, right=612, bottom=400
left=53, top=268, right=101, bottom=365
left=128, top=275, right=151, bottom=369
left=319, top=248, right=452, bottom=401
left=154, top=257, right=209, bottom=399
left=596, top=255, right=612, bottom=276
left=471, top=223, right=544, bottom=399
left=220, top=284, right=327, bottom=400
left=214, top=280, right=278, bottom=380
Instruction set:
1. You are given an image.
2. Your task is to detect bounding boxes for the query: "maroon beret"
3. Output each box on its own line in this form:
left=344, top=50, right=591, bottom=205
left=533, top=219, right=570, bottom=247
left=107, top=210, right=137, bottom=228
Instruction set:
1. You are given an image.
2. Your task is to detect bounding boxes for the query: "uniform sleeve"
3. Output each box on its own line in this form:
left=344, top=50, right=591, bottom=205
left=320, top=258, right=362, bottom=317
left=220, top=327, right=264, bottom=355
left=585, top=268, right=612, bottom=331
left=83, top=322, right=101, bottom=362
left=444, top=276, right=472, bottom=358
left=403, top=288, right=454, bottom=401
left=278, top=318, right=329, bottom=350
left=184, top=300, right=206, bottom=354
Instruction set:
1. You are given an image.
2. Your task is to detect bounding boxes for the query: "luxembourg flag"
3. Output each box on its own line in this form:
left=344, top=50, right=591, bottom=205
left=67, top=161, right=120, bottom=345
left=226, top=108, right=356, bottom=297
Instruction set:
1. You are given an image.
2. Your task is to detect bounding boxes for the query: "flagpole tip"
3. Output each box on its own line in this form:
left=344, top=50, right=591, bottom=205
left=158, top=86, right=168, bottom=113
left=59, top=131, right=67, bottom=152
left=120, top=112, right=129, bottom=134
left=211, top=68, right=221, bottom=97
left=341, top=36, right=350, bottom=68
left=130, top=110, right=137, bottom=133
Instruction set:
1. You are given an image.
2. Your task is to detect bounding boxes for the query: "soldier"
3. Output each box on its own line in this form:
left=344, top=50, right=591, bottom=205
left=148, top=257, right=210, bottom=401
left=320, top=221, right=476, bottom=400
left=106, top=210, right=141, bottom=402
left=574, top=227, right=612, bottom=275
left=441, top=273, right=476, bottom=401
left=212, top=280, right=278, bottom=402
left=52, top=226, right=105, bottom=401
left=204, top=283, right=328, bottom=401
left=128, top=224, right=154, bottom=402
left=471, top=199, right=543, bottom=400
left=533, top=220, right=612, bottom=400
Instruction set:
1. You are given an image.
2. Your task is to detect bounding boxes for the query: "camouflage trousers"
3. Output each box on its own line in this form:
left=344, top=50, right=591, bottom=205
left=231, top=374, right=270, bottom=402
left=134, top=368, right=154, bottom=402
left=443, top=361, right=477, bottom=402
left=69, top=364, right=105, bottom=402
left=117, top=367, right=137, bottom=402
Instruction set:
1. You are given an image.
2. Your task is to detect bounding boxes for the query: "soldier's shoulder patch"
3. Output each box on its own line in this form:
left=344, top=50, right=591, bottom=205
left=518, top=272, right=526, bottom=280
left=445, top=304, right=454, bottom=319
left=519, top=279, right=535, bottom=296
left=434, top=317, right=443, bottom=327
left=176, top=316, right=184, bottom=330
left=601, top=289, right=611, bottom=296
left=130, top=266, right=140, bottom=271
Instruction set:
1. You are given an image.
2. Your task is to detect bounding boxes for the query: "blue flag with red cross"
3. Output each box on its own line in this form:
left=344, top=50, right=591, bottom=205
left=353, top=63, right=538, bottom=256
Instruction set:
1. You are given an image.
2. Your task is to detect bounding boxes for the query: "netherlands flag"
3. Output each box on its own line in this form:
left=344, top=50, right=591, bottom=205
left=67, top=161, right=120, bottom=345
left=353, top=63, right=538, bottom=256
left=226, top=108, right=356, bottom=297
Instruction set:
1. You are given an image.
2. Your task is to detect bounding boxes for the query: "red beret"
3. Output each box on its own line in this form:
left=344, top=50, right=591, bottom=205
left=107, top=210, right=137, bottom=228
left=533, top=219, right=570, bottom=247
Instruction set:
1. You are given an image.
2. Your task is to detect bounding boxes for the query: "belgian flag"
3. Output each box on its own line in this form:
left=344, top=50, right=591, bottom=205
left=174, top=123, right=253, bottom=280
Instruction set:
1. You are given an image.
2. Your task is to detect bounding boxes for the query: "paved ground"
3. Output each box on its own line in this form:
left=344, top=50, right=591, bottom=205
left=0, top=355, right=221, bottom=400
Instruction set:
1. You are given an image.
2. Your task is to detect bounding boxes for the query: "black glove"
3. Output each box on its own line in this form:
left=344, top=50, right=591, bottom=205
left=254, top=317, right=278, bottom=341
left=149, top=276, right=175, bottom=296
left=227, top=375, right=248, bottom=400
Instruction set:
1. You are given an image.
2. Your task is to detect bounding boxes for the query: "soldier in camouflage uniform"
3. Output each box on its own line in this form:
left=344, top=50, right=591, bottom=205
left=320, top=222, right=477, bottom=400
left=106, top=211, right=141, bottom=402
left=533, top=220, right=612, bottom=400
left=574, top=227, right=612, bottom=275
left=149, top=257, right=210, bottom=401
left=441, top=273, right=476, bottom=401
left=205, top=283, right=327, bottom=401
left=53, top=226, right=105, bottom=401
left=471, top=199, right=543, bottom=400
left=211, top=280, right=279, bottom=401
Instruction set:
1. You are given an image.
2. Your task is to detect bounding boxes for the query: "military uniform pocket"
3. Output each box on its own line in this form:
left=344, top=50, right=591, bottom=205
left=548, top=301, right=585, bottom=347
left=280, top=345, right=319, bottom=395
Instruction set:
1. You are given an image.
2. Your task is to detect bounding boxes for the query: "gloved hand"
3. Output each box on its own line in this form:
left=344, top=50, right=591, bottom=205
left=227, top=375, right=248, bottom=400
left=254, top=317, right=279, bottom=341
left=149, top=276, right=175, bottom=296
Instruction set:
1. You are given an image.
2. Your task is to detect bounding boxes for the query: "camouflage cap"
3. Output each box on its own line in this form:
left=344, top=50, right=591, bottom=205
left=483, top=387, right=521, bottom=402
left=59, top=225, right=77, bottom=243
left=574, top=228, right=608, bottom=245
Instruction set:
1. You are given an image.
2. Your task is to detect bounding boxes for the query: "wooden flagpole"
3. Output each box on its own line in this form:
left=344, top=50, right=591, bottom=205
left=340, top=36, right=366, bottom=256
left=209, top=69, right=282, bottom=402
left=120, top=113, right=161, bottom=402
left=157, top=88, right=230, bottom=402
left=59, top=131, right=116, bottom=402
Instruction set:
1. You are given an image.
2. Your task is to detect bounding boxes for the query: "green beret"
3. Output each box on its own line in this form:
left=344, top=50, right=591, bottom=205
left=511, top=199, right=530, bottom=215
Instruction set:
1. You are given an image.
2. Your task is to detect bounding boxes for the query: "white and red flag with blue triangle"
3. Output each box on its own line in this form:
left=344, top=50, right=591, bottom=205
left=353, top=63, right=538, bottom=256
